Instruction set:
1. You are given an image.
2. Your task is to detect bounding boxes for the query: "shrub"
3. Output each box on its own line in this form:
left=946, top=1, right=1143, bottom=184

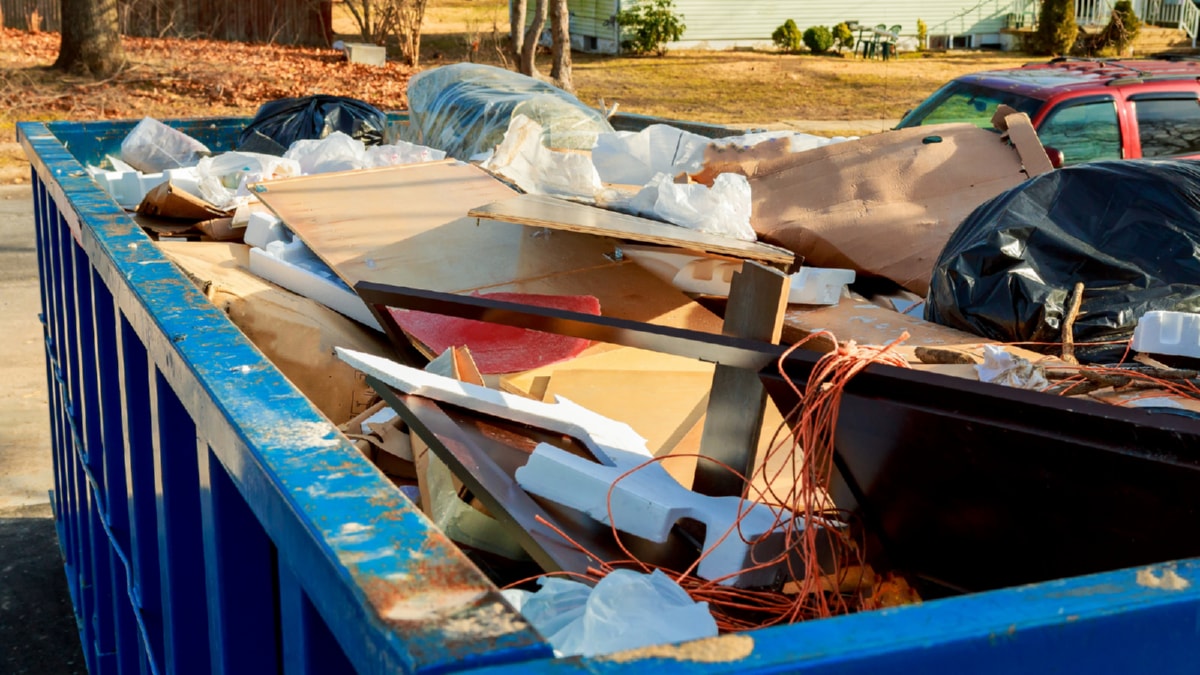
left=916, top=18, right=928, bottom=51
left=833, top=21, right=855, bottom=53
left=803, top=25, right=834, bottom=55
left=1104, top=0, right=1141, bottom=53
left=772, top=19, right=803, bottom=53
left=614, top=0, right=687, bottom=56
left=1035, top=0, right=1078, bottom=56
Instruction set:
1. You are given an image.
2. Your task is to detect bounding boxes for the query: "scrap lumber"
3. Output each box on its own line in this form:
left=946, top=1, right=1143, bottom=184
left=468, top=193, right=795, bottom=268
left=782, top=291, right=986, bottom=353
left=695, top=262, right=789, bottom=497
left=253, top=161, right=724, bottom=333
left=157, top=241, right=390, bottom=425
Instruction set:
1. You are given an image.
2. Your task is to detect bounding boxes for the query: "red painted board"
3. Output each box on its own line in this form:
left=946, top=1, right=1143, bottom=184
left=390, top=292, right=601, bottom=374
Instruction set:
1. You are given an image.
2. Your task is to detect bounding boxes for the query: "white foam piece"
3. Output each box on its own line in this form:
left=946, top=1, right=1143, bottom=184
left=516, top=442, right=791, bottom=587
left=334, top=347, right=794, bottom=587
left=1133, top=310, right=1200, bottom=358
left=243, top=211, right=286, bottom=250
left=334, top=348, right=650, bottom=464
left=89, top=166, right=202, bottom=209
left=248, top=247, right=381, bottom=330
left=788, top=267, right=856, bottom=305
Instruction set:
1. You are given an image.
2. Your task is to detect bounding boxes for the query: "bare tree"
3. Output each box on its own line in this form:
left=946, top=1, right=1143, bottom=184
left=549, top=0, right=572, bottom=92
left=56, top=0, right=126, bottom=78
left=520, top=0, right=547, bottom=76
left=510, top=0, right=527, bottom=62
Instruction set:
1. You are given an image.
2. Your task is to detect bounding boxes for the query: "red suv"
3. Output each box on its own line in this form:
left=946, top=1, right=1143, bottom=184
left=896, top=57, right=1200, bottom=165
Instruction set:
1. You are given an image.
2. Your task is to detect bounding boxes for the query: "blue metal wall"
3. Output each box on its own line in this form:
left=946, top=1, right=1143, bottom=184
left=19, top=116, right=1200, bottom=673
left=19, top=119, right=549, bottom=674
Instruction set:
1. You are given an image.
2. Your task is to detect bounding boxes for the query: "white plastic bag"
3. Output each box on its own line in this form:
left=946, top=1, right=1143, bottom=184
left=195, top=152, right=301, bottom=209
left=284, top=131, right=447, bottom=174
left=633, top=172, right=756, bottom=241
left=120, top=117, right=211, bottom=172
left=502, top=569, right=718, bottom=657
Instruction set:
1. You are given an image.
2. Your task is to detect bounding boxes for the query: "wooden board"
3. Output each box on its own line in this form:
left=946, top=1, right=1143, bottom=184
left=468, top=193, right=795, bottom=267
left=157, top=241, right=391, bottom=425
left=782, top=292, right=987, bottom=352
left=254, top=161, right=724, bottom=333
left=542, top=369, right=712, bottom=457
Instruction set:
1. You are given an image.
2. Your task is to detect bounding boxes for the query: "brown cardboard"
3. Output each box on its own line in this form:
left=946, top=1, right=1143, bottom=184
left=137, top=181, right=232, bottom=221
left=697, top=120, right=1047, bottom=296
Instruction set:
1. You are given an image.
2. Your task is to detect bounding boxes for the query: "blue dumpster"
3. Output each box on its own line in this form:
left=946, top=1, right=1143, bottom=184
left=18, top=116, right=1200, bottom=674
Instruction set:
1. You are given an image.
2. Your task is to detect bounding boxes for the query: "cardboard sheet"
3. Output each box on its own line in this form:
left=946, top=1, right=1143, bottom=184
left=698, top=120, right=1047, bottom=296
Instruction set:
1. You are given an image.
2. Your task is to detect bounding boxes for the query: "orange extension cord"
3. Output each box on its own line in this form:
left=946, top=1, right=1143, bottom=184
left=508, top=330, right=914, bottom=631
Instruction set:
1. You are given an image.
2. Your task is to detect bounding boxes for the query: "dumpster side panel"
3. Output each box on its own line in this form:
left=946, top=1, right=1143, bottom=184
left=19, top=119, right=550, bottom=675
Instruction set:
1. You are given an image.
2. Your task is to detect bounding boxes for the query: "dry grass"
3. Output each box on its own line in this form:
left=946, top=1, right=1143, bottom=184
left=0, top=0, right=1038, bottom=181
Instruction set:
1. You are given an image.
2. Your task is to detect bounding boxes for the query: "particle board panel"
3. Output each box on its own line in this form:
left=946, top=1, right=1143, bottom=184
left=468, top=193, right=795, bottom=267
left=782, top=292, right=987, bottom=352
left=253, top=161, right=609, bottom=293
left=541, top=369, right=713, bottom=458
left=499, top=343, right=718, bottom=398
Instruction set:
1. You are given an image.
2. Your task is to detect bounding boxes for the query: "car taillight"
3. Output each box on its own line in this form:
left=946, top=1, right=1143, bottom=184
left=1044, top=146, right=1065, bottom=169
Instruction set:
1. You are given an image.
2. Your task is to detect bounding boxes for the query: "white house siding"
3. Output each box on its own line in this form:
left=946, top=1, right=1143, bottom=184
left=595, top=0, right=1021, bottom=51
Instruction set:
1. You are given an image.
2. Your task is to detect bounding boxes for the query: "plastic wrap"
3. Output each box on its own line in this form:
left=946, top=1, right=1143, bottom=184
left=501, top=569, right=717, bottom=657
left=404, top=63, right=613, bottom=160
left=238, top=95, right=387, bottom=151
left=120, top=117, right=211, bottom=172
left=926, top=160, right=1200, bottom=361
left=283, top=132, right=447, bottom=175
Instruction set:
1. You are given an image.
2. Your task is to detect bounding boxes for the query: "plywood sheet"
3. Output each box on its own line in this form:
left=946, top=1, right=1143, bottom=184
left=542, top=369, right=712, bottom=457
left=254, top=161, right=603, bottom=293
left=783, top=292, right=985, bottom=352
left=255, top=161, right=724, bottom=334
left=469, top=193, right=795, bottom=267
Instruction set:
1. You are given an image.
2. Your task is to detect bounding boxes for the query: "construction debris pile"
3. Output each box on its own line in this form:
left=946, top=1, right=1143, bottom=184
left=86, top=63, right=1200, bottom=657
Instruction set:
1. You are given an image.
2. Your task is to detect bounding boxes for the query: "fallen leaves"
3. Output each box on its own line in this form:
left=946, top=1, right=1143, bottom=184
left=1, top=28, right=414, bottom=135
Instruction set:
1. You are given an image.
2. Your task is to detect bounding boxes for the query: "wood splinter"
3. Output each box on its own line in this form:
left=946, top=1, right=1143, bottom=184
left=1061, top=282, right=1085, bottom=365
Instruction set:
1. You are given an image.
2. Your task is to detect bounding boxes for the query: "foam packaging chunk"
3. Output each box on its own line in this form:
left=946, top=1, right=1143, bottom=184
left=1132, top=310, right=1200, bottom=358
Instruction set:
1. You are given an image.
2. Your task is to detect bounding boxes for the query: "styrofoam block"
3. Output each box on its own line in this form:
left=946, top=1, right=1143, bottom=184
left=249, top=248, right=381, bottom=330
left=335, top=348, right=794, bottom=587
left=1133, top=310, right=1200, bottom=358
left=243, top=211, right=285, bottom=250
left=789, top=267, right=856, bottom=305
left=623, top=245, right=853, bottom=306
left=515, top=443, right=791, bottom=587
left=89, top=166, right=203, bottom=209
left=335, top=348, right=651, bottom=464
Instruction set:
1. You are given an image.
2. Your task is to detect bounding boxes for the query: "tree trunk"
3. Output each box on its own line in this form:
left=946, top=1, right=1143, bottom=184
left=549, top=0, right=572, bottom=92
left=520, top=0, right=547, bottom=77
left=510, top=0, right=527, bottom=63
left=55, top=0, right=126, bottom=78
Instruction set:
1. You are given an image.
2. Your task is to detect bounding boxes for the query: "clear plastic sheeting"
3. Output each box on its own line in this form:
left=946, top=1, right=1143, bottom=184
left=502, top=569, right=718, bottom=657
left=195, top=152, right=301, bottom=209
left=120, top=117, right=211, bottom=173
left=404, top=63, right=614, bottom=160
left=480, top=115, right=601, bottom=198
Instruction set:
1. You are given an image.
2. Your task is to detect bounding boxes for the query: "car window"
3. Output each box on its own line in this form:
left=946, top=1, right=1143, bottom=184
left=1036, top=99, right=1122, bottom=165
left=1134, top=96, right=1200, bottom=158
left=897, top=82, right=1042, bottom=129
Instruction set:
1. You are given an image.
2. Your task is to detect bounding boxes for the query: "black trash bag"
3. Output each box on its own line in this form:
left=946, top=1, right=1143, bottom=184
left=926, top=160, right=1200, bottom=362
left=237, top=95, right=387, bottom=153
